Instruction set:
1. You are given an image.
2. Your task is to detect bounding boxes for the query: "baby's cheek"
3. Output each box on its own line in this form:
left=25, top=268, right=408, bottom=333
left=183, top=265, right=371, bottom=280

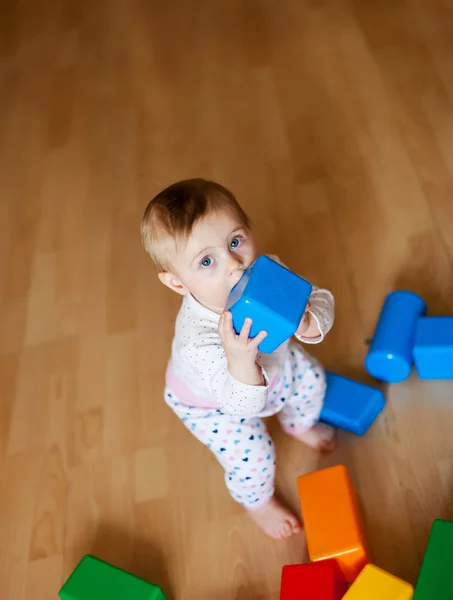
left=205, top=277, right=228, bottom=300
left=241, top=245, right=256, bottom=264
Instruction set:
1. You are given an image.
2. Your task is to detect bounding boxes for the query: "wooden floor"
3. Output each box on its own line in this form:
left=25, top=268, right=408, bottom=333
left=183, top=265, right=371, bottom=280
left=1, top=0, right=453, bottom=597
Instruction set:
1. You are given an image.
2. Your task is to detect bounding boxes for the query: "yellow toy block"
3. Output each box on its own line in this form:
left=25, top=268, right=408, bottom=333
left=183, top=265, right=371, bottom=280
left=343, top=564, right=413, bottom=599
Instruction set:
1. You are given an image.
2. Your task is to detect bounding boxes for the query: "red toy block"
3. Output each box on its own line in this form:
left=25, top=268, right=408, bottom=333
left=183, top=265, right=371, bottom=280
left=280, top=560, right=348, bottom=599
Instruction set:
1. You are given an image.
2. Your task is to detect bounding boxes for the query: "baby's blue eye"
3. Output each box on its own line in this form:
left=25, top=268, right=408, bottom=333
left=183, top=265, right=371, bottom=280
left=230, top=237, right=242, bottom=249
left=201, top=256, right=213, bottom=268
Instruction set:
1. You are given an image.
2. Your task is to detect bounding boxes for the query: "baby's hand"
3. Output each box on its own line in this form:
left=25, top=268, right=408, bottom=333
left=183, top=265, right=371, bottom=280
left=296, top=302, right=322, bottom=339
left=297, top=310, right=311, bottom=335
left=219, top=312, right=267, bottom=362
left=219, top=312, right=267, bottom=385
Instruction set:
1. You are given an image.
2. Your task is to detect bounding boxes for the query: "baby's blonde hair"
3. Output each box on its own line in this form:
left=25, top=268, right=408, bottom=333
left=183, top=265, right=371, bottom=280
left=140, top=179, right=251, bottom=271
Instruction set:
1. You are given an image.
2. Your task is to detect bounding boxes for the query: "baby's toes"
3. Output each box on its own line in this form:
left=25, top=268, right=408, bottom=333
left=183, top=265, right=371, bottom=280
left=292, top=520, right=302, bottom=534
left=280, top=521, right=293, bottom=539
left=286, top=512, right=301, bottom=532
left=320, top=434, right=337, bottom=453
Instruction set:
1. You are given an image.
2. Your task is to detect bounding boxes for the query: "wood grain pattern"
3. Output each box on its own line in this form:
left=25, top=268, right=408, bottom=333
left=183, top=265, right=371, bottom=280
left=1, top=0, right=453, bottom=598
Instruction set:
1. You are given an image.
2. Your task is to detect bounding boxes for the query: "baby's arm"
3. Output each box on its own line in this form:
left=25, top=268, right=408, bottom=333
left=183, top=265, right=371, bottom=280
left=186, top=324, right=269, bottom=416
left=219, top=311, right=266, bottom=387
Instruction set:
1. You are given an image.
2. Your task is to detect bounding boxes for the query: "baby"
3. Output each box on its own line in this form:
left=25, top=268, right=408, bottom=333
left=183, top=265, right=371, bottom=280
left=140, top=178, right=336, bottom=540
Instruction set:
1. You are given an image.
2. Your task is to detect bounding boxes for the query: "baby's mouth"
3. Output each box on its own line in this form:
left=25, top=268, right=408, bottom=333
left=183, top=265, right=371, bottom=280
left=230, top=273, right=245, bottom=293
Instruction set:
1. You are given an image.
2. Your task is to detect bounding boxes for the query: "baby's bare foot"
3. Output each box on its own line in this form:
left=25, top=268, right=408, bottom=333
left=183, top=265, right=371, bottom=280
left=295, top=422, right=337, bottom=453
left=247, top=497, right=301, bottom=539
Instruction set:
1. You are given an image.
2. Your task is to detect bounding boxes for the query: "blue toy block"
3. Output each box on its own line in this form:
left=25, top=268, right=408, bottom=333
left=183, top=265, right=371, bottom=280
left=413, top=317, right=453, bottom=380
left=225, top=256, right=312, bottom=354
left=365, top=290, right=427, bottom=383
left=320, top=372, right=385, bottom=435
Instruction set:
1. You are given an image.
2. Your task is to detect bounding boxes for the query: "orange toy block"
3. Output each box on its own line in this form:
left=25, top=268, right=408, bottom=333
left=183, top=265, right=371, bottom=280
left=298, top=464, right=370, bottom=582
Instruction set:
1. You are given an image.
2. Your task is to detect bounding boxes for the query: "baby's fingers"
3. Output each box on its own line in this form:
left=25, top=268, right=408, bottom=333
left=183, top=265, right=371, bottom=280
left=250, top=329, right=268, bottom=348
left=220, top=311, right=235, bottom=340
left=239, top=318, right=253, bottom=342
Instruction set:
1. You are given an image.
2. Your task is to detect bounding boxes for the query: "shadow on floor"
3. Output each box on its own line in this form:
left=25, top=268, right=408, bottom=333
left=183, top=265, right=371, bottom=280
left=87, top=522, right=174, bottom=600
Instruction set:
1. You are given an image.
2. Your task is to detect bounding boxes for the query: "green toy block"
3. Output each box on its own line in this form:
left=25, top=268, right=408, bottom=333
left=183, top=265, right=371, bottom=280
left=59, top=555, right=167, bottom=600
left=413, top=519, right=453, bottom=599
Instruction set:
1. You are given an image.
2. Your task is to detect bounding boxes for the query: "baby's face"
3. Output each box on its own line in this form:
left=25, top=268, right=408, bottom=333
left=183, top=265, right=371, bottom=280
left=166, top=211, right=257, bottom=313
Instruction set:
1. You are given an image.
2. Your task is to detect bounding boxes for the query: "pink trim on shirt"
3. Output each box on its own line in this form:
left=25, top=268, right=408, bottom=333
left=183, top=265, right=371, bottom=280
left=166, top=363, right=220, bottom=408
left=165, top=362, right=280, bottom=410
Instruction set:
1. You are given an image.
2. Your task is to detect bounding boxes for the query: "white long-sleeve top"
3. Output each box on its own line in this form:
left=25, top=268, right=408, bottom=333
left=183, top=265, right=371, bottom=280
left=167, top=267, right=334, bottom=417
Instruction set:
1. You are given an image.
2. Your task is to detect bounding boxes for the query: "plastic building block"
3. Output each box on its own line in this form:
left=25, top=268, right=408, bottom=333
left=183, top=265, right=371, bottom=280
left=365, top=291, right=426, bottom=383
left=413, top=317, right=453, bottom=380
left=59, top=555, right=167, bottom=600
left=343, top=564, right=413, bottom=599
left=225, top=255, right=312, bottom=354
left=280, top=560, right=348, bottom=599
left=297, top=464, right=370, bottom=582
left=413, top=519, right=453, bottom=599
left=320, top=372, right=385, bottom=435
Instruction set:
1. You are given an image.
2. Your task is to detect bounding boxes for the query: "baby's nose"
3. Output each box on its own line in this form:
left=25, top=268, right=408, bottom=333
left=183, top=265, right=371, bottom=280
left=227, top=254, right=243, bottom=274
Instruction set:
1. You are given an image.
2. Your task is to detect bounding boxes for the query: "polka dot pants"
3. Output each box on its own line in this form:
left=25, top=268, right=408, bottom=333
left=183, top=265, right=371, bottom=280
left=164, top=356, right=326, bottom=509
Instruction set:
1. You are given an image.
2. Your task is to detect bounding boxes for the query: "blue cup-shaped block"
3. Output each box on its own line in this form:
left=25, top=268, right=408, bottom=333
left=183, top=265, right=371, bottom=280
left=365, top=291, right=427, bottom=383
left=225, top=256, right=312, bottom=354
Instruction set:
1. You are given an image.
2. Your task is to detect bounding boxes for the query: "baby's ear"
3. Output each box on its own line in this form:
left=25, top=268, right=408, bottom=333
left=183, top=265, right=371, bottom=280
left=158, top=272, right=188, bottom=296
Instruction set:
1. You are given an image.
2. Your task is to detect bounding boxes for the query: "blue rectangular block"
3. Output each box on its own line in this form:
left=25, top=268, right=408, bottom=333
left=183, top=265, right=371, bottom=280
left=225, top=256, right=312, bottom=354
left=413, top=317, right=453, bottom=380
left=320, top=372, right=385, bottom=435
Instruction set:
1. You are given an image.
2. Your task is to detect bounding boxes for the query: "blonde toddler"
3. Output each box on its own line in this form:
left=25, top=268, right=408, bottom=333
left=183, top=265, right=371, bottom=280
left=140, top=179, right=336, bottom=539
